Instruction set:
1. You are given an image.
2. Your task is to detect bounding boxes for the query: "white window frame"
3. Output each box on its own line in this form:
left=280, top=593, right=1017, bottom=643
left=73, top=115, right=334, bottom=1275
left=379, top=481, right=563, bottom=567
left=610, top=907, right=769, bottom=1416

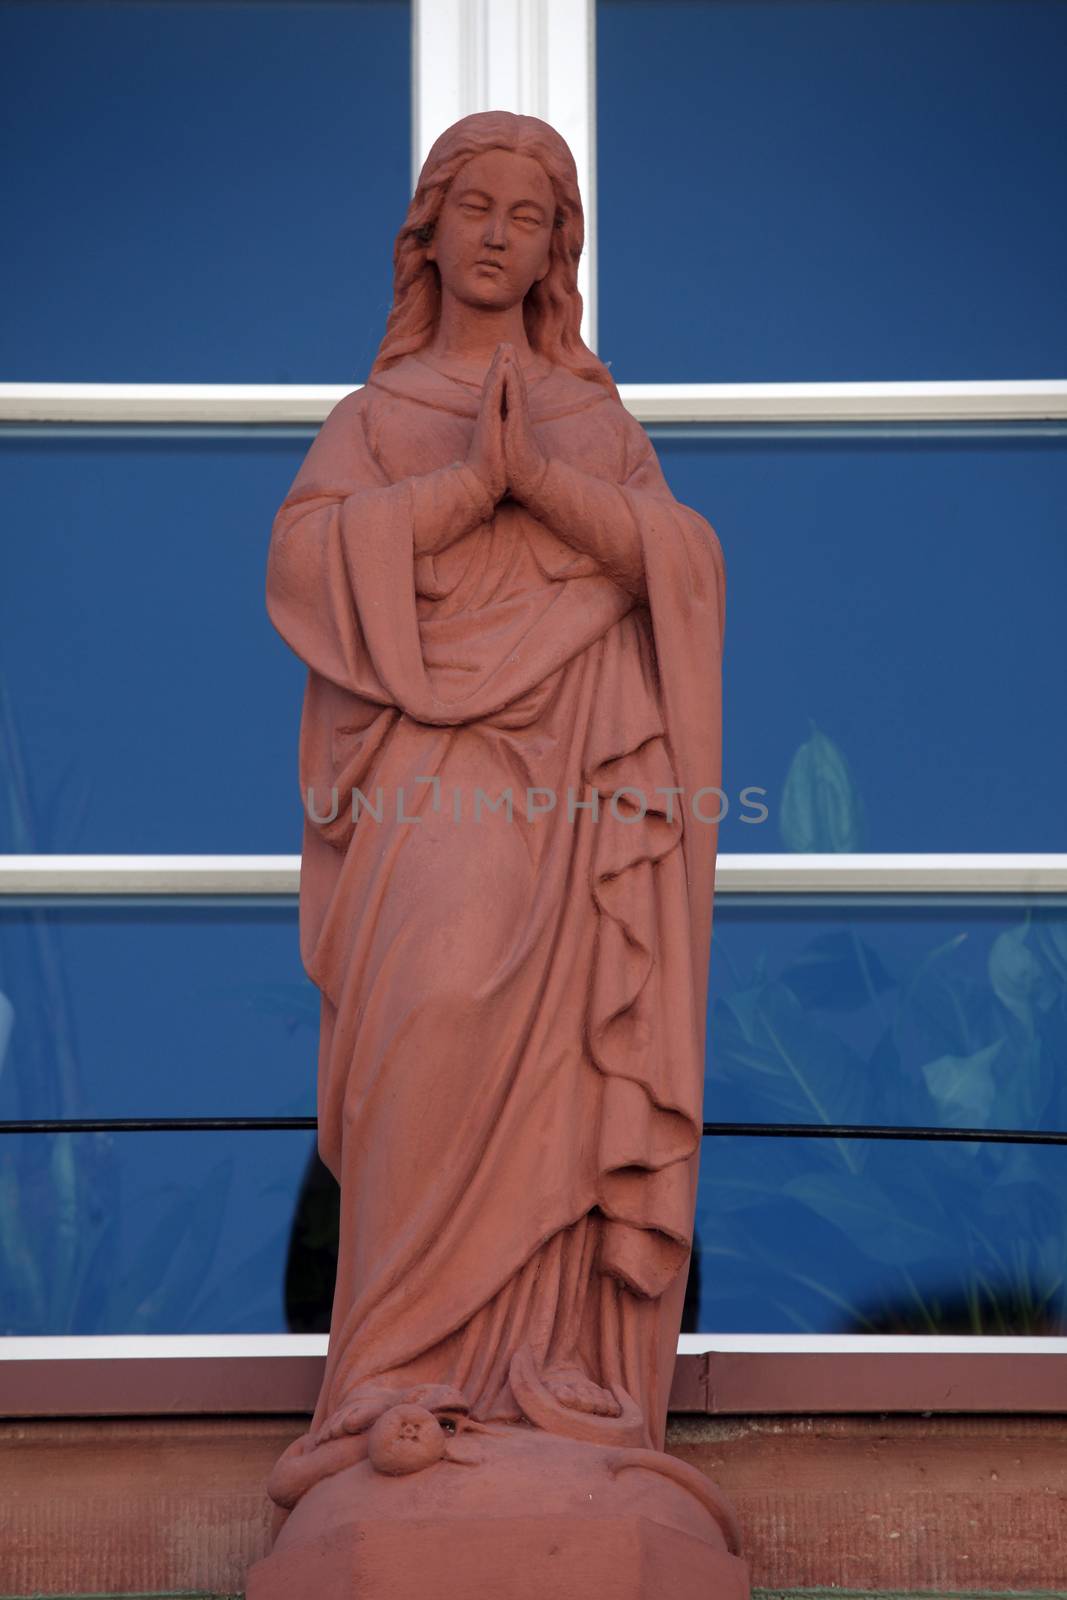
left=2, top=0, right=1065, bottom=1370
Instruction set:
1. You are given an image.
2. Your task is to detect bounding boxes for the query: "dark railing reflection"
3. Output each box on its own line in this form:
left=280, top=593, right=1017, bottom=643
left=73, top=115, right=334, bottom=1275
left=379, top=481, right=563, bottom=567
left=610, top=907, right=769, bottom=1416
left=4, top=1118, right=1067, bottom=1142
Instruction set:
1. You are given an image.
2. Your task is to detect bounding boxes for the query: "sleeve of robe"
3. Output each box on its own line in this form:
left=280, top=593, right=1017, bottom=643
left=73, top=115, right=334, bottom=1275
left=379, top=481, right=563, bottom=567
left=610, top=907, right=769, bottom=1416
left=267, top=387, right=498, bottom=709
left=517, top=420, right=668, bottom=600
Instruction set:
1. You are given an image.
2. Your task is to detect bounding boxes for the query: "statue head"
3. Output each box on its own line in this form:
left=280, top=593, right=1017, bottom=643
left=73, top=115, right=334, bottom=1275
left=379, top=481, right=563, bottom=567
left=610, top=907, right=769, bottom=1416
left=371, top=110, right=615, bottom=393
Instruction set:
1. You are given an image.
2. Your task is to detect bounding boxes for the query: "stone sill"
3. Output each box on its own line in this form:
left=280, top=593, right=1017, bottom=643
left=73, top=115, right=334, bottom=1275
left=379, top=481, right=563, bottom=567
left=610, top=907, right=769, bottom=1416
left=4, top=1348, right=1067, bottom=1419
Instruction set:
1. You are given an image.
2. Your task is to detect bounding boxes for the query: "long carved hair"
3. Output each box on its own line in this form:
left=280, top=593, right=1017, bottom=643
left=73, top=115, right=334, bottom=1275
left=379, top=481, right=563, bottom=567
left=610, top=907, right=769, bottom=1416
left=370, top=111, right=616, bottom=395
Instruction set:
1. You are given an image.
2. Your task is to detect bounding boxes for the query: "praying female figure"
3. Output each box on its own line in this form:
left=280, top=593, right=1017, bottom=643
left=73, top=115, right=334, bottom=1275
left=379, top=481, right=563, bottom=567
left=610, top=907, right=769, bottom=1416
left=261, top=112, right=737, bottom=1580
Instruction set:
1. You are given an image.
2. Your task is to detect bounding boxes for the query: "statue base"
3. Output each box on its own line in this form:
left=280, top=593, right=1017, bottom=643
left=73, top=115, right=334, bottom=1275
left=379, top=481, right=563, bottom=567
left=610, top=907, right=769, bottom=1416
left=248, top=1512, right=748, bottom=1599
left=247, top=1423, right=750, bottom=1599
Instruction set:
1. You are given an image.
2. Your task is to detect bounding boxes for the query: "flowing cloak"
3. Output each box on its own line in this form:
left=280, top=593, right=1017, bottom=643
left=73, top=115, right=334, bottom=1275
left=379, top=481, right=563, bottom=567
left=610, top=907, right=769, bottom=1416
left=264, top=354, right=726, bottom=1502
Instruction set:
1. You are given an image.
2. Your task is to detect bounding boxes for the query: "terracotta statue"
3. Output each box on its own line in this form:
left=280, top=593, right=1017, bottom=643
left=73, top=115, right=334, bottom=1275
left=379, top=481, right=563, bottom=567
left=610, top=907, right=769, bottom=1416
left=250, top=110, right=749, bottom=1599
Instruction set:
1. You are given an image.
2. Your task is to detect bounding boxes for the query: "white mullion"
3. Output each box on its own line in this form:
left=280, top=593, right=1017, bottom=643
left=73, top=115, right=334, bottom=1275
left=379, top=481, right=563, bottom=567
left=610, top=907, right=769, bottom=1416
left=412, top=0, right=597, bottom=350
left=2, top=854, right=1066, bottom=897
left=3, top=379, right=1065, bottom=425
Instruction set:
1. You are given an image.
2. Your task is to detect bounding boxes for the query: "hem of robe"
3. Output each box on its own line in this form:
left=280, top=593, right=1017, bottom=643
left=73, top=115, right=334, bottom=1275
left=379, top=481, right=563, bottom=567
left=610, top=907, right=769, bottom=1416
left=267, top=1203, right=696, bottom=1515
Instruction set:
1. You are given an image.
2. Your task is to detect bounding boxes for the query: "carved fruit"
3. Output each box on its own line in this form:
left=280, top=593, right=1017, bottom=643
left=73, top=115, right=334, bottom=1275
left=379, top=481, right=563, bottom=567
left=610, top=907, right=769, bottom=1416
left=366, top=1404, right=447, bottom=1476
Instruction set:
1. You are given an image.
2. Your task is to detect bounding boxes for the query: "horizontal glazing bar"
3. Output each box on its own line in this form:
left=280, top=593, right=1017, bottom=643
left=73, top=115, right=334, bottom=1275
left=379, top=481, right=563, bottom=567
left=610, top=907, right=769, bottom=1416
left=2, top=380, right=1065, bottom=425
left=3, top=855, right=1066, bottom=895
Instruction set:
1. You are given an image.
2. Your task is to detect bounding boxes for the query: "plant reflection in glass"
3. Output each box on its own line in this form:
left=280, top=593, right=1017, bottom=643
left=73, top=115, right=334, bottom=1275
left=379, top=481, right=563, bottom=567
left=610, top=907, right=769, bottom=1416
left=698, top=724, right=1067, bottom=1335
left=0, top=674, right=315, bottom=1335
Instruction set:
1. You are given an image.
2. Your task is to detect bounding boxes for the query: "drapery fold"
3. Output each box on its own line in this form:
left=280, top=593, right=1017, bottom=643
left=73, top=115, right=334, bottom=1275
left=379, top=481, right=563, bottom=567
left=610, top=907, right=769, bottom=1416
left=265, top=357, right=725, bottom=1498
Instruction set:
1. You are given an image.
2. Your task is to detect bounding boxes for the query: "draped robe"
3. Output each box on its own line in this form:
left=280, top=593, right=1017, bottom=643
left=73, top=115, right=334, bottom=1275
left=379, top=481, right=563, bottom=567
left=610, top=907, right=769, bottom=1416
left=265, top=354, right=725, bottom=1504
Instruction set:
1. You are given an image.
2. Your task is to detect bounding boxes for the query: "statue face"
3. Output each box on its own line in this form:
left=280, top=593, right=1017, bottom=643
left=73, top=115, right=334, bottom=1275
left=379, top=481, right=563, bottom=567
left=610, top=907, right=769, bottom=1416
left=427, top=148, right=554, bottom=312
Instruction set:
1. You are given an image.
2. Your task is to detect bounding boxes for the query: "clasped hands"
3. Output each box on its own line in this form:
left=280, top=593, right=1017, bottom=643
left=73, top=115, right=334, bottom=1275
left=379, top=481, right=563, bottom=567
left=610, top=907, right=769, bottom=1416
left=465, top=343, right=549, bottom=508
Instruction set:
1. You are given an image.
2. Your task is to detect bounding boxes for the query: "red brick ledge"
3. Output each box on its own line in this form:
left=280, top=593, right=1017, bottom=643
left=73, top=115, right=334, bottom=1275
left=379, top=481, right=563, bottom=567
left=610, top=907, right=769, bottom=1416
left=1, top=1592, right=1062, bottom=1600
left=3, top=1416, right=1065, bottom=1593
left=1, top=1582, right=1065, bottom=1598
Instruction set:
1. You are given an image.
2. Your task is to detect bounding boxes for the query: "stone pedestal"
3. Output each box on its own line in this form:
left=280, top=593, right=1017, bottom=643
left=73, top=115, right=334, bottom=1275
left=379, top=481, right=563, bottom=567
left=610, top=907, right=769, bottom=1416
left=249, top=1513, right=748, bottom=1599
left=247, top=1423, right=750, bottom=1600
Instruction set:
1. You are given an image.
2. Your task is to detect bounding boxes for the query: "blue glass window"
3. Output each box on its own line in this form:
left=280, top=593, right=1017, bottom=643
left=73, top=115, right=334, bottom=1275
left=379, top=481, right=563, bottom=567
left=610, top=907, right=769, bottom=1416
left=4, top=892, right=1062, bottom=1132
left=4, top=422, right=1062, bottom=856
left=0, top=1, right=411, bottom=382
left=707, top=897, right=1067, bottom=1137
left=8, top=1118, right=1061, bottom=1337
left=0, top=900, right=315, bottom=1121
left=597, top=0, right=1067, bottom=380
left=0, top=428, right=315, bottom=854
left=650, top=423, right=1067, bottom=854
left=3, top=0, right=1064, bottom=1346
left=693, top=1134, right=1067, bottom=1335
left=0, top=1128, right=314, bottom=1335
left=3, top=892, right=1064, bottom=1335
